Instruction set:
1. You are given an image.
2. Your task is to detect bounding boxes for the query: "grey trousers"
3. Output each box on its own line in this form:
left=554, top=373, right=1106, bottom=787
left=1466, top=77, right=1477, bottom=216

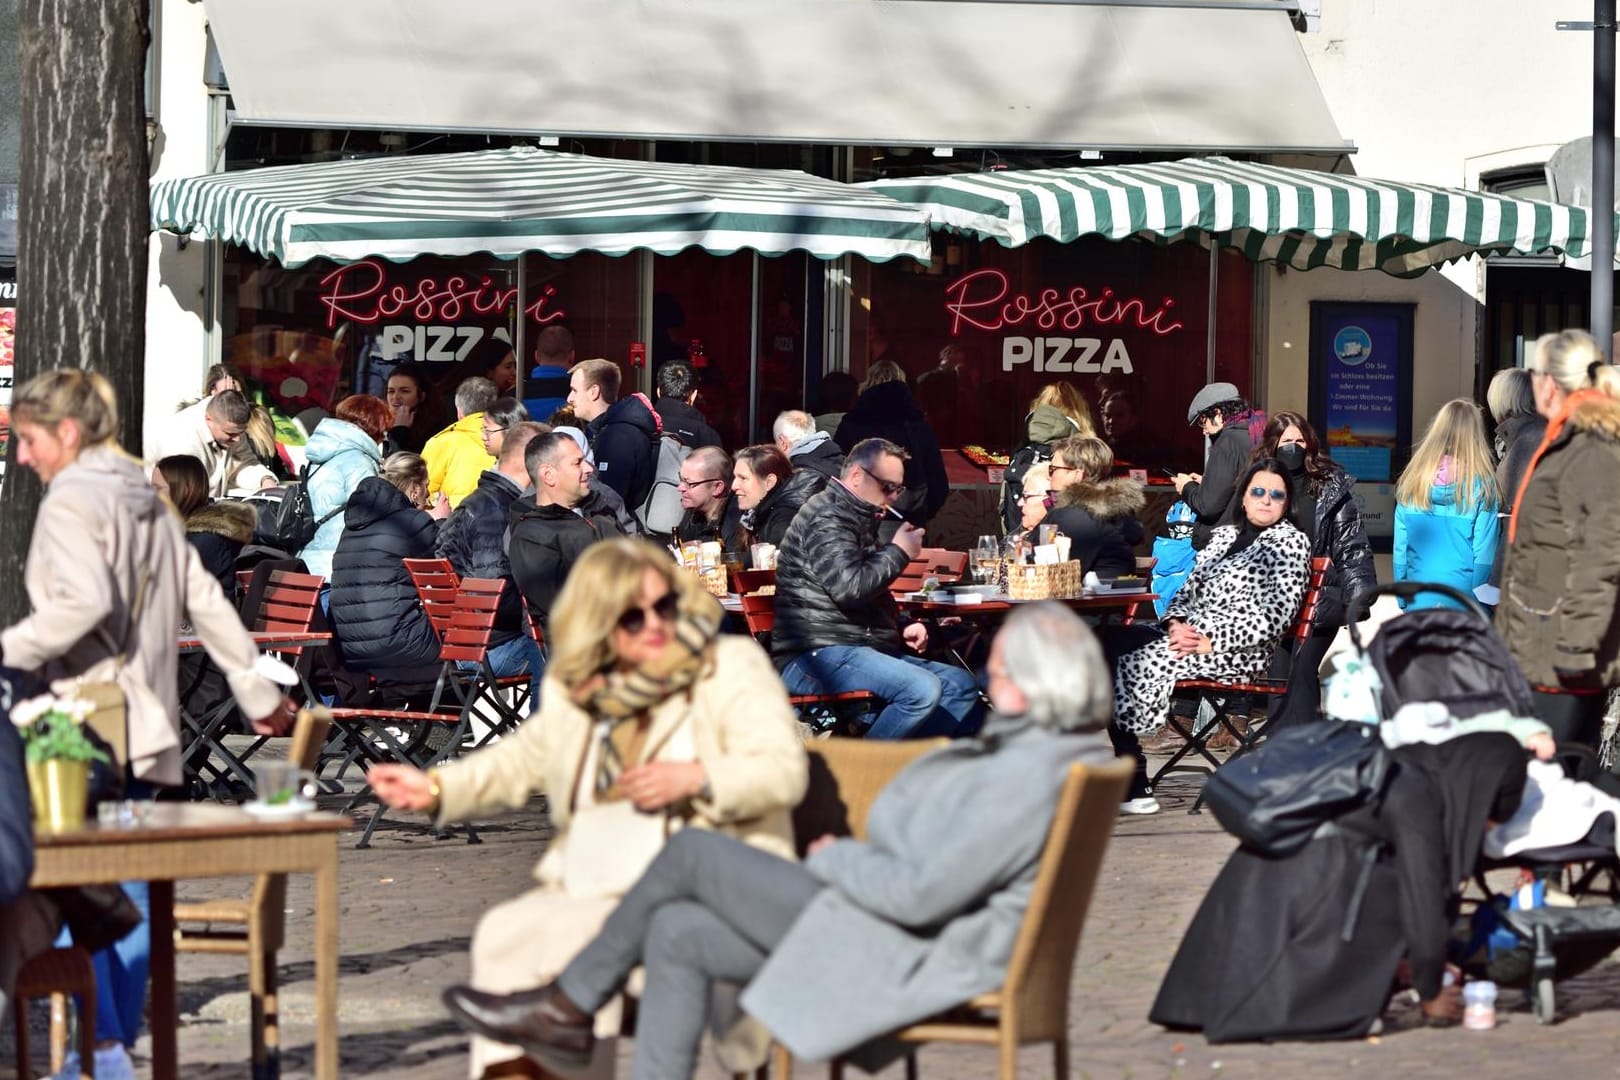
left=557, top=830, right=821, bottom=1080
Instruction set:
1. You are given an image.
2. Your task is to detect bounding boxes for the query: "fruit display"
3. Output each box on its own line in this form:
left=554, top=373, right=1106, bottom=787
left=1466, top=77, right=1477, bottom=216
left=960, top=445, right=1010, bottom=467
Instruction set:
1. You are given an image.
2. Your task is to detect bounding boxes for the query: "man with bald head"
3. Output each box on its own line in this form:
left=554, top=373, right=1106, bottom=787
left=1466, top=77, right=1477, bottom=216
left=674, top=445, right=742, bottom=550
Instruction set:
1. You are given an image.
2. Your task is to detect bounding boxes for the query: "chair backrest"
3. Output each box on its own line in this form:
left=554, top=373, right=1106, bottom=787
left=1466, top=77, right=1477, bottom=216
left=404, top=557, right=461, bottom=640
left=999, top=756, right=1134, bottom=1041
left=250, top=708, right=333, bottom=952
left=793, top=737, right=946, bottom=849
left=731, top=567, right=776, bottom=596
left=738, top=590, right=778, bottom=637
left=917, top=548, right=969, bottom=581
left=437, top=577, right=506, bottom=664
left=1135, top=555, right=1158, bottom=574
left=1290, top=556, right=1333, bottom=645
left=520, top=596, right=548, bottom=653
left=244, top=569, right=325, bottom=660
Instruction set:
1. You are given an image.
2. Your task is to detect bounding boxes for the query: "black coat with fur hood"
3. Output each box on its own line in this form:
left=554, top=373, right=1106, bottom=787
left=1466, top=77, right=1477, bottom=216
left=1038, top=477, right=1145, bottom=579
left=1500, top=391, right=1620, bottom=687
left=185, top=501, right=258, bottom=600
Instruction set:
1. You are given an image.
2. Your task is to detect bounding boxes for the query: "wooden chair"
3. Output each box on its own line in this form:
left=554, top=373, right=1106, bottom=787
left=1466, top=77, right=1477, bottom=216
left=792, top=737, right=947, bottom=846
left=173, top=707, right=332, bottom=1080
left=403, top=557, right=461, bottom=640
left=12, top=946, right=95, bottom=1080
left=773, top=756, right=1135, bottom=1080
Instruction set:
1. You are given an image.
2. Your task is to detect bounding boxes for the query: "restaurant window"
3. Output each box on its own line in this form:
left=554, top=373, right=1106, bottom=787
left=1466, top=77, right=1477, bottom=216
left=861, top=236, right=1254, bottom=472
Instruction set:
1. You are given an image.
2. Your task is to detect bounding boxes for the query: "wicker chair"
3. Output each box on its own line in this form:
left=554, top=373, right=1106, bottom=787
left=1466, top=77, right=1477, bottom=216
left=11, top=946, right=96, bottom=1080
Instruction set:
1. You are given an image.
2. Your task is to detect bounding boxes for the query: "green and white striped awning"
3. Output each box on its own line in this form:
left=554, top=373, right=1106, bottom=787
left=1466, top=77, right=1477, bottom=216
left=864, top=157, right=1614, bottom=276
left=150, top=146, right=932, bottom=267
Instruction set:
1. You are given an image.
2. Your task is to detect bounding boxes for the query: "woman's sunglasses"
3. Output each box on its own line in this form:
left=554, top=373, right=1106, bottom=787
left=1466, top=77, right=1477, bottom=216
left=617, top=591, right=680, bottom=633
left=1249, top=486, right=1287, bottom=501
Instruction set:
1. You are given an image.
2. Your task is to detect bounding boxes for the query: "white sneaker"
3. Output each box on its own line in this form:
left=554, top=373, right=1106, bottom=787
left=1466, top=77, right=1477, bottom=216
left=1119, top=796, right=1162, bottom=816
left=57, top=1044, right=136, bottom=1080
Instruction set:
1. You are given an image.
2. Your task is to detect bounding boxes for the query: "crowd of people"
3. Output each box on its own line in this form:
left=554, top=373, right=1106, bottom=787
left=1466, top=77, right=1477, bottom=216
left=6, top=321, right=1620, bottom=1077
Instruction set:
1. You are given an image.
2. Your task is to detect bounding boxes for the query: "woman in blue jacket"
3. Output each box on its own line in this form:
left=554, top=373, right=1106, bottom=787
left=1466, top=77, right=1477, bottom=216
left=1393, top=399, right=1501, bottom=610
left=297, top=395, right=391, bottom=578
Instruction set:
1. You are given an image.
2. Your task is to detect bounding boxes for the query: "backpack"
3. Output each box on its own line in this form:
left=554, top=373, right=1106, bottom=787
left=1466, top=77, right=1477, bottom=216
left=254, top=462, right=344, bottom=553
left=636, top=434, right=692, bottom=536
left=1150, top=500, right=1198, bottom=617
left=999, top=442, right=1054, bottom=533
left=1203, top=722, right=1392, bottom=857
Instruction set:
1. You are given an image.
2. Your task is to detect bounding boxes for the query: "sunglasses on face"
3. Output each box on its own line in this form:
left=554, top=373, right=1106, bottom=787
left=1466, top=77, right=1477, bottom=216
left=617, top=591, right=680, bottom=634
left=865, top=472, right=906, bottom=498
left=1249, top=486, right=1287, bottom=502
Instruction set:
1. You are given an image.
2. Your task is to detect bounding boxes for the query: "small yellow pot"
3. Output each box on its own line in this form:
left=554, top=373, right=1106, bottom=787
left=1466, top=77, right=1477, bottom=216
left=27, top=758, right=91, bottom=833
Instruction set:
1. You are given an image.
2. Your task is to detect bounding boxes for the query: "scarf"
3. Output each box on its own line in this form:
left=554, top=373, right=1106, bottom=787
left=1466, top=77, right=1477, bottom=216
left=570, top=588, right=723, bottom=722
left=1507, top=389, right=1602, bottom=544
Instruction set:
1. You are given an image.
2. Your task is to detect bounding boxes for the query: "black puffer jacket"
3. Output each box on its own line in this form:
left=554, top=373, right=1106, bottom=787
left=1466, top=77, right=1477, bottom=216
left=833, top=381, right=949, bottom=525
left=436, top=469, right=525, bottom=640
left=1306, top=465, right=1378, bottom=630
left=1038, top=477, right=1146, bottom=579
left=508, top=493, right=625, bottom=627
left=185, top=501, right=258, bottom=600
left=744, top=467, right=828, bottom=548
left=329, top=477, right=442, bottom=670
left=771, top=479, right=910, bottom=663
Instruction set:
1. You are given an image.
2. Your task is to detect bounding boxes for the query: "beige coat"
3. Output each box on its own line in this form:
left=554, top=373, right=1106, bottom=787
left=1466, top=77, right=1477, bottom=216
left=434, top=634, right=808, bottom=868
left=0, top=446, right=283, bottom=786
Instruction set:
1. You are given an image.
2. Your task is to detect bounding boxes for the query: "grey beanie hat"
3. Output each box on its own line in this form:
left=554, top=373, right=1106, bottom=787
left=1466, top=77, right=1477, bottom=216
left=1187, top=382, right=1241, bottom=424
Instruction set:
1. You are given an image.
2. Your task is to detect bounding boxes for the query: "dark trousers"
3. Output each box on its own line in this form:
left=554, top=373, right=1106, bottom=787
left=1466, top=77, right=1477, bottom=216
left=557, top=831, right=821, bottom=1080
left=1266, top=631, right=1337, bottom=730
left=1100, top=623, right=1166, bottom=800
left=1531, top=688, right=1607, bottom=750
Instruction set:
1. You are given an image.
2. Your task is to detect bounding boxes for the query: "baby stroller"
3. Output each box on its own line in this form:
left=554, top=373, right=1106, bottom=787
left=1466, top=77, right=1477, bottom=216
left=1346, top=581, right=1620, bottom=1023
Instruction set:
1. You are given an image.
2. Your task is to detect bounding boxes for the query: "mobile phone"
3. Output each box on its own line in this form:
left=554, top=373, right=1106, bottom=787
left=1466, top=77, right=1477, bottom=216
left=1159, top=468, right=1177, bottom=478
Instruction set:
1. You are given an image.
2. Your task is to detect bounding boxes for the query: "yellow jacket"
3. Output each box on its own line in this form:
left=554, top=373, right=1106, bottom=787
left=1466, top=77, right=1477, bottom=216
left=422, top=413, right=495, bottom=508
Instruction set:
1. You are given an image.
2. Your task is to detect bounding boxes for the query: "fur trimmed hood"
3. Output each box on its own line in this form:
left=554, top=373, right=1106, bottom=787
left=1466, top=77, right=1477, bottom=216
left=185, top=500, right=257, bottom=543
left=1053, top=476, right=1145, bottom=521
left=1565, top=391, right=1620, bottom=441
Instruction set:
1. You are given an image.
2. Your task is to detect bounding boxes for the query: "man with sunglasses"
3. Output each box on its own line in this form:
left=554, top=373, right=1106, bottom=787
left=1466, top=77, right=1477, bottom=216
left=673, top=446, right=743, bottom=550
left=509, top=432, right=627, bottom=630
left=771, top=438, right=983, bottom=740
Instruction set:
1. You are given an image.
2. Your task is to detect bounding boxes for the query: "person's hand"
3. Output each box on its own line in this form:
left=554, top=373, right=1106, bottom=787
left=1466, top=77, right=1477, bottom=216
left=1172, top=472, right=1193, bottom=494
left=618, top=762, right=707, bottom=812
left=903, top=621, right=929, bottom=653
left=1527, top=732, right=1558, bottom=761
left=807, top=834, right=839, bottom=857
left=1420, top=982, right=1463, bottom=1025
left=1166, top=622, right=1204, bottom=655
left=392, top=403, right=416, bottom=427
left=893, top=521, right=925, bottom=559
left=248, top=696, right=298, bottom=736
left=259, top=475, right=280, bottom=490
left=368, top=763, right=437, bottom=811
left=429, top=492, right=452, bottom=520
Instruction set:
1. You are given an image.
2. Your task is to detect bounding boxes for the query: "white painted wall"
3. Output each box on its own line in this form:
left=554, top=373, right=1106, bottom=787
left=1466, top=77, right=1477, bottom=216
left=143, top=0, right=215, bottom=460
left=1263, top=1, right=1594, bottom=428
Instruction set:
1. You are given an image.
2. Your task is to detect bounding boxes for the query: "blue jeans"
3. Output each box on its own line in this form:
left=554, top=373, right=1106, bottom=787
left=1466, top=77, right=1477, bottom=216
left=459, top=634, right=545, bottom=707
left=781, top=646, right=983, bottom=739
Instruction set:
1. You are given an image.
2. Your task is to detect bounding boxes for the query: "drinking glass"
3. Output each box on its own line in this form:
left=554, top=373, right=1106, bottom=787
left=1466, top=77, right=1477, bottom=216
left=974, top=535, right=999, bottom=585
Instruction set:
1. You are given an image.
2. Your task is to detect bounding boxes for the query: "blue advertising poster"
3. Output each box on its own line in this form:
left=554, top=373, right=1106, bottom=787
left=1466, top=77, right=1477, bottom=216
left=1320, top=313, right=1401, bottom=482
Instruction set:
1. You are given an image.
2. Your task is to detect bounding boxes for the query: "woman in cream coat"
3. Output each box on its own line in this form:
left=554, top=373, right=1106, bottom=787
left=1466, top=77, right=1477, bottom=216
left=371, top=537, right=807, bottom=1079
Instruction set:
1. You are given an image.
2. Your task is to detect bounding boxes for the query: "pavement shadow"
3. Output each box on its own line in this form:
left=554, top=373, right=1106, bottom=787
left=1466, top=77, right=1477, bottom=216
left=177, top=935, right=472, bottom=1016
left=166, top=1017, right=468, bottom=1078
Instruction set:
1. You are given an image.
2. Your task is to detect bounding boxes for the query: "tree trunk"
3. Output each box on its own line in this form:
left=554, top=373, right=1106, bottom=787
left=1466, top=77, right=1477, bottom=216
left=0, top=0, right=149, bottom=627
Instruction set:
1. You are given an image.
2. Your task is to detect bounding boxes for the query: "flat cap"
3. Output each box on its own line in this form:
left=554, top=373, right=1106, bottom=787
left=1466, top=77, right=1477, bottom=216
left=1187, top=382, right=1241, bottom=424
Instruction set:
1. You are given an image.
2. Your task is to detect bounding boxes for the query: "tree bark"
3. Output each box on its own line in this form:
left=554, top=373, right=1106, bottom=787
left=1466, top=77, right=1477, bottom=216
left=0, top=0, right=149, bottom=627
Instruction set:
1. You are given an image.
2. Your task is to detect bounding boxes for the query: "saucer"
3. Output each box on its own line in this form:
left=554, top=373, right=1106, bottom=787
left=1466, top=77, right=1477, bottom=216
left=242, top=798, right=317, bottom=819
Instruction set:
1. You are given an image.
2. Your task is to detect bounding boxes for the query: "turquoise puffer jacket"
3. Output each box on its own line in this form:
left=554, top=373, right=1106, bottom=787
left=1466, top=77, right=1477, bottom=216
left=296, top=418, right=383, bottom=579
left=1393, top=481, right=1500, bottom=610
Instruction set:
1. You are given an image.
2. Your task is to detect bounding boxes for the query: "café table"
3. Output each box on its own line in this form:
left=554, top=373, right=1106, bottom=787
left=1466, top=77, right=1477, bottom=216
left=895, top=590, right=1159, bottom=617
left=29, top=802, right=348, bottom=1080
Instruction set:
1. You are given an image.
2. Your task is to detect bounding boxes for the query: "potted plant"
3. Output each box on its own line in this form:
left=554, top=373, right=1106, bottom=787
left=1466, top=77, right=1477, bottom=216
left=12, top=692, right=110, bottom=832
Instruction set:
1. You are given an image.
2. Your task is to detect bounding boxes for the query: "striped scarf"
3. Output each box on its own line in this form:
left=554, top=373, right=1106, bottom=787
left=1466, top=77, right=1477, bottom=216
left=570, top=590, right=723, bottom=722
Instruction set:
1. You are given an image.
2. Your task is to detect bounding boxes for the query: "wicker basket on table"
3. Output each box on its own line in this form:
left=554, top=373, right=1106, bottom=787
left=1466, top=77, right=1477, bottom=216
left=682, top=566, right=729, bottom=599
left=999, top=559, right=1083, bottom=600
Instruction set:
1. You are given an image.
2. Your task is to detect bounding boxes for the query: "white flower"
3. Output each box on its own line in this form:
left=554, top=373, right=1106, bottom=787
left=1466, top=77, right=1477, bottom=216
left=10, top=695, right=52, bottom=728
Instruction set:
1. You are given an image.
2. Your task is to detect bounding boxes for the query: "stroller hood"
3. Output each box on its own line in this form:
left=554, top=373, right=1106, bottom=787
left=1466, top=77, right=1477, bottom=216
left=1366, top=607, right=1536, bottom=720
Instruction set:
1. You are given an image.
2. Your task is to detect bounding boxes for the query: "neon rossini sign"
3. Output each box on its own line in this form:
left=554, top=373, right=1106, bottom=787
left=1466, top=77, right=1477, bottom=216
left=318, top=259, right=568, bottom=364
left=942, top=268, right=1184, bottom=375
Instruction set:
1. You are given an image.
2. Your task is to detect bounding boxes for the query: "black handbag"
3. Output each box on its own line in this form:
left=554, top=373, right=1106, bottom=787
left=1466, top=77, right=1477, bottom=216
left=1204, top=722, right=1392, bottom=856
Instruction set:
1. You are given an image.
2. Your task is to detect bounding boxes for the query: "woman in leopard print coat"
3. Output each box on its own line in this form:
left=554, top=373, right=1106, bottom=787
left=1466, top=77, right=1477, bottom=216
left=1114, top=458, right=1312, bottom=736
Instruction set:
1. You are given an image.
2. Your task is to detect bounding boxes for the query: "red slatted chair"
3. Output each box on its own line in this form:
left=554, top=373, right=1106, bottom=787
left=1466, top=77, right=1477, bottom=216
left=736, top=585, right=875, bottom=730
left=1150, top=556, right=1333, bottom=808
left=405, top=558, right=537, bottom=714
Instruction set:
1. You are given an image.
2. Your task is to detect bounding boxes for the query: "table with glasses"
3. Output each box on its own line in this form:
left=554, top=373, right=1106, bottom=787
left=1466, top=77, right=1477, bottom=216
left=29, top=803, right=348, bottom=1080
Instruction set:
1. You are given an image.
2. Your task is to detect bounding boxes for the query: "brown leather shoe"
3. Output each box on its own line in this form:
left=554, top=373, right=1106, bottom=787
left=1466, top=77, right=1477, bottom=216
left=442, top=982, right=595, bottom=1071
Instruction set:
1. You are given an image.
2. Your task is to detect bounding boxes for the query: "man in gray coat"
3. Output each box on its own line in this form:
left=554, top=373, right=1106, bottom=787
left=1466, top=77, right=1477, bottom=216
left=441, top=603, right=1118, bottom=1080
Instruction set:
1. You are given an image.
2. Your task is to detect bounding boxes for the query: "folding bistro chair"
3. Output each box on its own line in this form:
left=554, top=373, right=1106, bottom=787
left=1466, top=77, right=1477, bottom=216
left=1149, top=556, right=1331, bottom=811
left=328, top=576, right=528, bottom=847
left=12, top=947, right=95, bottom=1080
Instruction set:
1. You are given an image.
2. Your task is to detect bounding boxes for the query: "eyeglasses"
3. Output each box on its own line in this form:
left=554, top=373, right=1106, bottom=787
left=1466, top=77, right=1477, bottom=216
left=1015, top=491, right=1049, bottom=503
left=1248, top=486, right=1287, bottom=501
left=617, top=591, right=680, bottom=634
left=483, top=422, right=509, bottom=435
left=863, top=470, right=906, bottom=498
left=1049, top=463, right=1079, bottom=474
left=677, top=476, right=726, bottom=489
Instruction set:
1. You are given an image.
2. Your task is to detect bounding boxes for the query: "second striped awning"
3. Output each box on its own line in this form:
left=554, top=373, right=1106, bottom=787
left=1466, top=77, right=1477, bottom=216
left=863, top=157, right=1611, bottom=276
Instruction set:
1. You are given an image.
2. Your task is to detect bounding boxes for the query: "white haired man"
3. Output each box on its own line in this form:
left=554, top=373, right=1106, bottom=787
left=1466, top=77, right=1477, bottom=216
left=437, top=602, right=1118, bottom=1080
left=772, top=409, right=844, bottom=479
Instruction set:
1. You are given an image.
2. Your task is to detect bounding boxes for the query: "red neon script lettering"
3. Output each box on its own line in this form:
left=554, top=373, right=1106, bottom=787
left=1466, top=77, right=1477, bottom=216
left=942, top=268, right=1183, bottom=338
left=319, top=259, right=568, bottom=329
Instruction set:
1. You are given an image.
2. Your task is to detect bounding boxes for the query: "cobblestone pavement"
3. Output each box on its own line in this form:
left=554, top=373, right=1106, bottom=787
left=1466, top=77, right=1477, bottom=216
left=8, top=748, right=1620, bottom=1079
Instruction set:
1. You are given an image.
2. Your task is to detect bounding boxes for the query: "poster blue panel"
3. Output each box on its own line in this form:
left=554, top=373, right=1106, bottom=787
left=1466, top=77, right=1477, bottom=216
left=1321, top=314, right=1400, bottom=483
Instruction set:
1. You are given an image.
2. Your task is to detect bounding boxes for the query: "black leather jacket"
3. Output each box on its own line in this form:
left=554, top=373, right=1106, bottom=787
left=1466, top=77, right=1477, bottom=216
left=1309, top=465, right=1378, bottom=629
left=770, top=480, right=910, bottom=663
left=436, top=469, right=525, bottom=639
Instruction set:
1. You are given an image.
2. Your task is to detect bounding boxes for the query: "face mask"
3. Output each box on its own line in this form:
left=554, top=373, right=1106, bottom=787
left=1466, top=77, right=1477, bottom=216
left=1276, top=444, right=1307, bottom=474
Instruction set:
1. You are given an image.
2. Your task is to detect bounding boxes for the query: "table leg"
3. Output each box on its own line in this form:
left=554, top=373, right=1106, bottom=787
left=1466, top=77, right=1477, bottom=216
left=149, top=879, right=178, bottom=1080
left=313, top=839, right=340, bottom=1080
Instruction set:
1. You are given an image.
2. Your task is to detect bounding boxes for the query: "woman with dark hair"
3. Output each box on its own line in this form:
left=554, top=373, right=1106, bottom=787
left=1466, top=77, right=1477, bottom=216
left=465, top=334, right=518, bottom=394
left=1106, top=458, right=1311, bottom=814
left=154, top=455, right=256, bottom=598
left=1254, top=411, right=1377, bottom=727
left=205, top=363, right=244, bottom=396
left=298, top=394, right=392, bottom=577
left=733, top=444, right=817, bottom=550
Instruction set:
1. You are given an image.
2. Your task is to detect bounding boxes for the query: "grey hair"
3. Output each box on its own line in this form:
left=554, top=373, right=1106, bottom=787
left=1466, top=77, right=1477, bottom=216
left=773, top=409, right=816, bottom=445
left=997, top=602, right=1112, bottom=732
left=843, top=436, right=908, bottom=479
left=455, top=376, right=499, bottom=417
left=1485, top=368, right=1535, bottom=423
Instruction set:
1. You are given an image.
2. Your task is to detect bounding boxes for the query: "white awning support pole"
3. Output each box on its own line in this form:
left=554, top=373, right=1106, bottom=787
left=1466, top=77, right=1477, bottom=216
left=1206, top=243, right=1219, bottom=384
